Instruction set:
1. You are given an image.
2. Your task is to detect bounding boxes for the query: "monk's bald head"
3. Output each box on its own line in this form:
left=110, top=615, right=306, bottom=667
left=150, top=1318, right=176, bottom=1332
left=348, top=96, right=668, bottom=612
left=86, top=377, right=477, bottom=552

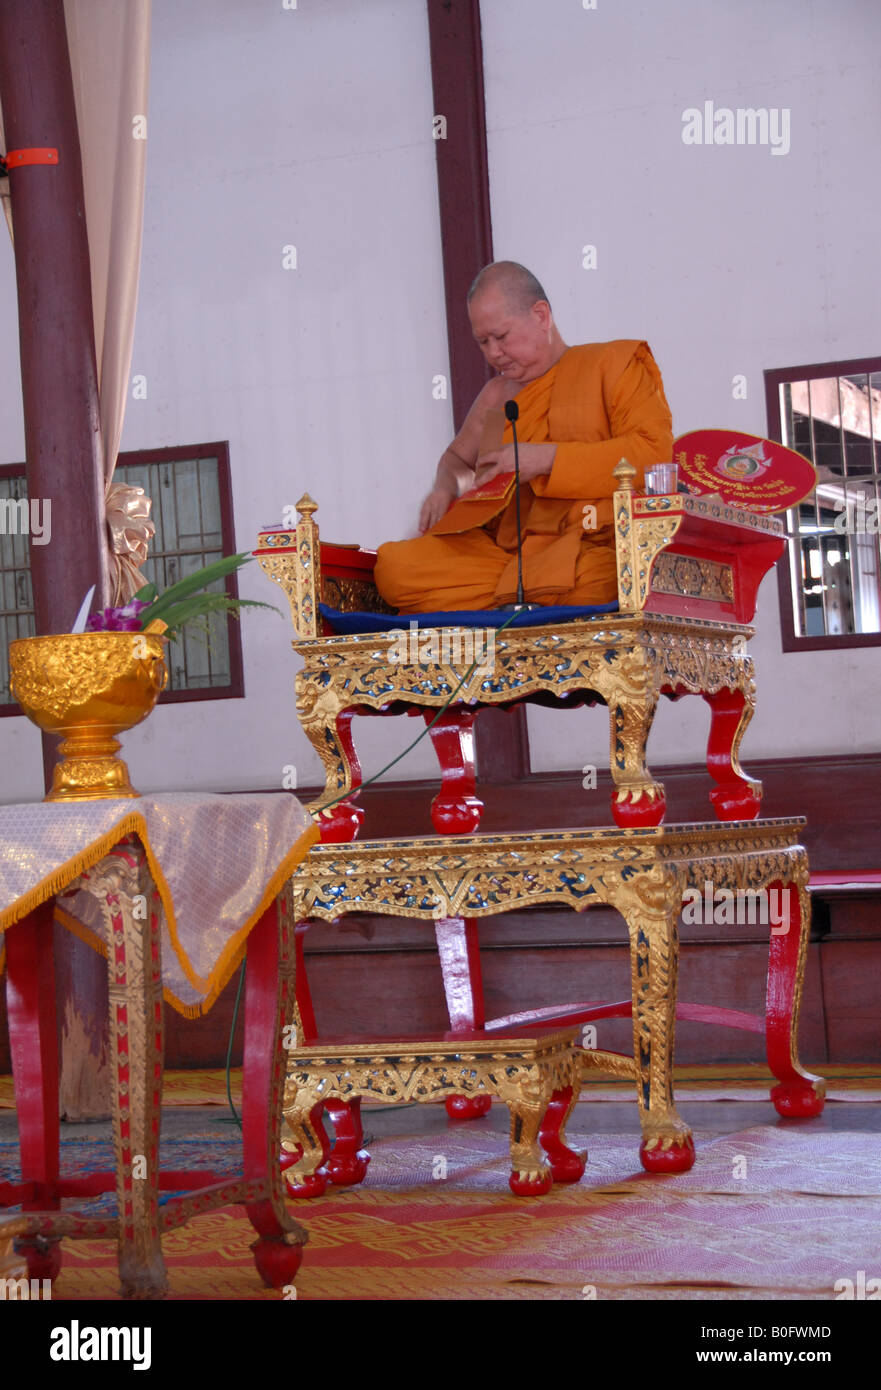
left=467, top=261, right=565, bottom=385
left=467, top=261, right=550, bottom=316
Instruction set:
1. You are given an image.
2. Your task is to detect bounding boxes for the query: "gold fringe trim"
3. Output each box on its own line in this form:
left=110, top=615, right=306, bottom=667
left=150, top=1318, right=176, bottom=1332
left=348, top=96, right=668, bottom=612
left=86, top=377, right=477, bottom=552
left=0, top=813, right=319, bottom=1021
left=161, top=989, right=207, bottom=1020
left=157, top=822, right=320, bottom=1018
left=0, top=813, right=144, bottom=933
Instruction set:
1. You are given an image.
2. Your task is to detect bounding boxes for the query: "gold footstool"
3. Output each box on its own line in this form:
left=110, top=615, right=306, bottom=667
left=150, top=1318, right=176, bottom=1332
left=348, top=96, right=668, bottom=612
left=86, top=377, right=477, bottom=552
left=281, top=1028, right=586, bottom=1197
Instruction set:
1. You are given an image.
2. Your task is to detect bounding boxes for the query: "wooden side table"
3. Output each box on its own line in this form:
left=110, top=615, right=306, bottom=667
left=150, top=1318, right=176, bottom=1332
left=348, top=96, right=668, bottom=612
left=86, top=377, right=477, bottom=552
left=1, top=837, right=307, bottom=1300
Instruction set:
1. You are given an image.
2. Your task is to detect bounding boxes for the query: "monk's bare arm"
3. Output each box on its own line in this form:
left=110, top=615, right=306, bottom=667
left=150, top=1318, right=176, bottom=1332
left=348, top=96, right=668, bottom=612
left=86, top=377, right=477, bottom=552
left=417, top=376, right=510, bottom=532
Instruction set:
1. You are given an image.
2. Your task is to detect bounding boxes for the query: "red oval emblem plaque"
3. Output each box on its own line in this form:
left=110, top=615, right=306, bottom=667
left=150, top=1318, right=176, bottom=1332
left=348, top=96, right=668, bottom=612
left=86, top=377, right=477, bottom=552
left=672, top=429, right=817, bottom=513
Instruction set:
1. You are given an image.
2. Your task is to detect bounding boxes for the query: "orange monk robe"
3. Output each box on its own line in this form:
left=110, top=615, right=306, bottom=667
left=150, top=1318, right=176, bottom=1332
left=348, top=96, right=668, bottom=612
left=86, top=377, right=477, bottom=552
left=374, top=340, right=673, bottom=613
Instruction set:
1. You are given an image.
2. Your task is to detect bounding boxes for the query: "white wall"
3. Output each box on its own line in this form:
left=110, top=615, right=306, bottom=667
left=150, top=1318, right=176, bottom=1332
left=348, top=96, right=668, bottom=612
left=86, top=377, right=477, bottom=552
left=0, top=0, right=453, bottom=799
left=480, top=0, right=881, bottom=773
left=1, top=0, right=878, bottom=802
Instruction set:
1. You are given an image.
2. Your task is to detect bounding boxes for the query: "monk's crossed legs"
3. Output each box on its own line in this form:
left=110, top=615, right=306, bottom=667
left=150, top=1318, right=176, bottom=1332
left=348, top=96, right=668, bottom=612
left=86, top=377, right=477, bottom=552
left=374, top=529, right=618, bottom=612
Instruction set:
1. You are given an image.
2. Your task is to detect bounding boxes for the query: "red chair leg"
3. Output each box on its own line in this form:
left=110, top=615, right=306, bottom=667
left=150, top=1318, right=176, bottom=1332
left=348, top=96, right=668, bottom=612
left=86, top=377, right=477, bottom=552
left=539, top=1086, right=587, bottom=1184
left=435, top=916, right=492, bottom=1119
left=765, top=880, right=825, bottom=1118
left=4, top=901, right=63, bottom=1282
left=703, top=686, right=762, bottom=820
left=242, top=898, right=309, bottom=1285
left=315, top=708, right=365, bottom=843
left=280, top=1100, right=331, bottom=1199
left=422, top=709, right=483, bottom=834
left=325, top=1098, right=370, bottom=1186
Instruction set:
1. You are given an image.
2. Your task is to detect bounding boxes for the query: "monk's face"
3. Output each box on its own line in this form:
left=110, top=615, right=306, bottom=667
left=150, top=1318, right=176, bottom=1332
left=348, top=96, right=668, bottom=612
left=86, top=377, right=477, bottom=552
left=468, top=288, right=554, bottom=385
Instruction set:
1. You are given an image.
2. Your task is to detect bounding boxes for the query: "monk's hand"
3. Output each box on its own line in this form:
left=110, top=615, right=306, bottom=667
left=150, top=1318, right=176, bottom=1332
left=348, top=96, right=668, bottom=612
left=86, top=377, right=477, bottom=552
left=418, top=483, right=456, bottom=532
left=476, top=442, right=556, bottom=484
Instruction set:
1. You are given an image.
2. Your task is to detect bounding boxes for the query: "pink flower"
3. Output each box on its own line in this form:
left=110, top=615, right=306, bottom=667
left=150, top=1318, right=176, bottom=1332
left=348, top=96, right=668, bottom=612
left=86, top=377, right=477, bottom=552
left=86, top=599, right=151, bottom=632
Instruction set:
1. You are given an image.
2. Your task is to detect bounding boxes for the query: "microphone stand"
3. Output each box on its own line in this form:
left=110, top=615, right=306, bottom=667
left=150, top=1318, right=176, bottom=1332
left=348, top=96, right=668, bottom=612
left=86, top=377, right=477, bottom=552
left=505, top=399, right=532, bottom=611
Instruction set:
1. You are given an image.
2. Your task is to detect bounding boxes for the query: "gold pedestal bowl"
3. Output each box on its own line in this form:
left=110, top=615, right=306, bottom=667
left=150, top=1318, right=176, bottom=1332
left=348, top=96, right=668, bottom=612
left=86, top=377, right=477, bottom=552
left=9, top=632, right=168, bottom=801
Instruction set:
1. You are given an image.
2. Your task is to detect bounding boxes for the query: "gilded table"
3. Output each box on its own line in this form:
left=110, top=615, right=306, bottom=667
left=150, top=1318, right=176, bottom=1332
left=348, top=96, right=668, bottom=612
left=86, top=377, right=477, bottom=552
left=287, top=818, right=824, bottom=1177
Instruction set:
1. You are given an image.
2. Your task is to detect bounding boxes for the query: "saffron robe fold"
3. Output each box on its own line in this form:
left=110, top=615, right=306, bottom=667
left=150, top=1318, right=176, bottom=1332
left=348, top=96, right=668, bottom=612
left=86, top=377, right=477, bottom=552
left=374, top=340, right=673, bottom=613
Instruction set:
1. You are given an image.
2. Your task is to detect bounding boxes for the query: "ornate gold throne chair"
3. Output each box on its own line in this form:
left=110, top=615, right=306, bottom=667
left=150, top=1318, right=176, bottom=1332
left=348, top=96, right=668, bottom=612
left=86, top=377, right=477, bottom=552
left=255, top=461, right=785, bottom=843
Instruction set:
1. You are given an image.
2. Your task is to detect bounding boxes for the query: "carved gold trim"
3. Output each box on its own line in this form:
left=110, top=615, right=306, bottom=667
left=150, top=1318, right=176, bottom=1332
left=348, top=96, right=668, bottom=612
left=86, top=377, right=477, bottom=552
left=293, top=613, right=755, bottom=815
left=652, top=552, right=734, bottom=603
left=613, top=461, right=681, bottom=612
left=634, top=493, right=785, bottom=535
left=287, top=819, right=807, bottom=923
left=322, top=575, right=395, bottom=616
left=256, top=494, right=320, bottom=638
left=283, top=1030, right=582, bottom=1187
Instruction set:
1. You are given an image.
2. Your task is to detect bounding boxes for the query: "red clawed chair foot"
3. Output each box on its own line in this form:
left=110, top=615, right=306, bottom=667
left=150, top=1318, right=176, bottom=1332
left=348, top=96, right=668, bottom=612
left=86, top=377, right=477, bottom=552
left=639, top=1135, right=696, bottom=1174
left=324, top=1099, right=371, bottom=1185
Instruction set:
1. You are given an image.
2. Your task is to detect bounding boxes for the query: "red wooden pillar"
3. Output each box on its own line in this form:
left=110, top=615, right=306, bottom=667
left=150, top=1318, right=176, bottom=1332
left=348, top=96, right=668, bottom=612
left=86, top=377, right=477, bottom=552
left=427, top=0, right=529, bottom=782
left=0, top=0, right=112, bottom=1118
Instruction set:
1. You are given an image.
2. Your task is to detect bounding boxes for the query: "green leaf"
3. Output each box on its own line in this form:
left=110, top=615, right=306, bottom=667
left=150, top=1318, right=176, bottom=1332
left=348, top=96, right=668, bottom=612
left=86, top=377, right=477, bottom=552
left=160, top=594, right=281, bottom=642
left=139, top=552, right=254, bottom=627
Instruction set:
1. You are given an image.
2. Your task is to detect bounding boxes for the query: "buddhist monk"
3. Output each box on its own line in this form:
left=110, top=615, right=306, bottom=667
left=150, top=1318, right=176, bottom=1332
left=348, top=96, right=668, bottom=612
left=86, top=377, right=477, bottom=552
left=373, top=261, right=673, bottom=612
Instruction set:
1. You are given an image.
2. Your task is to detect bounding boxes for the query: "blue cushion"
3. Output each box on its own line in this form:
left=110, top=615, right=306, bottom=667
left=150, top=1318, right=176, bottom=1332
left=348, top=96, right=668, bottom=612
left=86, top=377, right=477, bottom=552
left=318, top=601, right=619, bottom=635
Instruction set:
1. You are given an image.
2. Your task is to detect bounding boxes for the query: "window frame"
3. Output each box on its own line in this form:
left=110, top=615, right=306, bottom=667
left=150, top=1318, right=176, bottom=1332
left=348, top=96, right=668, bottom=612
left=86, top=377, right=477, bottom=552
left=0, top=439, right=245, bottom=717
left=764, top=355, right=881, bottom=653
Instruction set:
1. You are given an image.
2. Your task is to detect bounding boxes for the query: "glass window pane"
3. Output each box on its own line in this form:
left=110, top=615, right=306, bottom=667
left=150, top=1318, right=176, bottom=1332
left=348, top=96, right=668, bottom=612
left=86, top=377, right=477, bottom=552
left=774, top=360, right=881, bottom=640
left=0, top=452, right=237, bottom=703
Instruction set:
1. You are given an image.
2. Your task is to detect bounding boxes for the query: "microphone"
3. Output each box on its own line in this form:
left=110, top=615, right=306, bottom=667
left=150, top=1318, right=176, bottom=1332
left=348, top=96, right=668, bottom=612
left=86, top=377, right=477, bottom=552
left=505, top=399, right=528, bottom=608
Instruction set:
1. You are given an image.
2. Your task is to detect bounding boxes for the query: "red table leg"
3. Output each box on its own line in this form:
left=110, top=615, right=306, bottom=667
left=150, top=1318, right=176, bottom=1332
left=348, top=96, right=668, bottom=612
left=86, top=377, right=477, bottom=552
left=765, top=879, right=825, bottom=1118
left=243, top=889, right=309, bottom=1286
left=95, top=850, right=168, bottom=1300
left=293, top=922, right=318, bottom=1045
left=4, top=900, right=62, bottom=1282
left=435, top=916, right=492, bottom=1119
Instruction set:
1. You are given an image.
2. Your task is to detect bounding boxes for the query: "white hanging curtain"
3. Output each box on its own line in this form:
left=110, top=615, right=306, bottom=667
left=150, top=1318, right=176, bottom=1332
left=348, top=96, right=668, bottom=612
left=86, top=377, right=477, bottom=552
left=0, top=106, right=12, bottom=243
left=0, top=0, right=154, bottom=605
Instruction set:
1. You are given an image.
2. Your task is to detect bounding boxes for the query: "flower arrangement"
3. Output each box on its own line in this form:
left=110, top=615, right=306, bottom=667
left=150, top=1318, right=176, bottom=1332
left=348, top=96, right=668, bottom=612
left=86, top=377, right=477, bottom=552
left=83, top=553, right=277, bottom=639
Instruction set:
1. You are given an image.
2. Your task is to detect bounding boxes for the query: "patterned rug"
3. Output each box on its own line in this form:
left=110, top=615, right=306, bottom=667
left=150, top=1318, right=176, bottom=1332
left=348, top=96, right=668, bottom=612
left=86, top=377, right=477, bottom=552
left=3, top=1123, right=879, bottom=1300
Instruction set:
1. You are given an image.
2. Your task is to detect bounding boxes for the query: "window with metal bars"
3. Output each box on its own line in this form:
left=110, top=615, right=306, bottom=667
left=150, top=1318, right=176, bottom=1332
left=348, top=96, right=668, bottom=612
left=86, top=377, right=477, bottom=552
left=765, top=357, right=881, bottom=651
left=0, top=441, right=244, bottom=714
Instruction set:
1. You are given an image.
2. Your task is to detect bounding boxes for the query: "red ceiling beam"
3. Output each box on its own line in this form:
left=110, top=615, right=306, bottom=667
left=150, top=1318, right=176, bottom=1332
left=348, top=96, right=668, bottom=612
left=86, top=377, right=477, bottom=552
left=426, top=0, right=529, bottom=781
